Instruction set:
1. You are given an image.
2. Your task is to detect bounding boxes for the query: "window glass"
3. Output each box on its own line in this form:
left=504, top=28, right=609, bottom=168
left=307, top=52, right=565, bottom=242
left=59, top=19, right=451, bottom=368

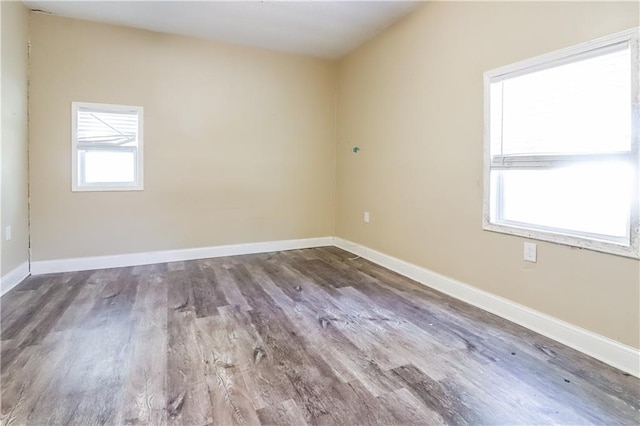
left=83, top=151, right=135, bottom=183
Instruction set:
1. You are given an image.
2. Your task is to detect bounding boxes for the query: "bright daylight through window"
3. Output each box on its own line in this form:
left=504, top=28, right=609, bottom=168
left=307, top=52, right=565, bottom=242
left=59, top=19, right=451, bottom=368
left=483, top=29, right=639, bottom=258
left=72, top=102, right=143, bottom=191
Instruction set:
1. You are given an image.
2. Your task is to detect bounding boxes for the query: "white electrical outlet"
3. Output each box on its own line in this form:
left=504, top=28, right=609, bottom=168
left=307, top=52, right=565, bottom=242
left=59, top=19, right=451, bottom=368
left=364, top=211, right=370, bottom=223
left=5, top=226, right=11, bottom=241
left=523, top=242, right=537, bottom=262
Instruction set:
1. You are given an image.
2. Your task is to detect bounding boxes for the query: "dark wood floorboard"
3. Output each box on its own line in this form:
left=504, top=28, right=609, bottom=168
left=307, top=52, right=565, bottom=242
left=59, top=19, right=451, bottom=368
left=1, top=247, right=638, bottom=425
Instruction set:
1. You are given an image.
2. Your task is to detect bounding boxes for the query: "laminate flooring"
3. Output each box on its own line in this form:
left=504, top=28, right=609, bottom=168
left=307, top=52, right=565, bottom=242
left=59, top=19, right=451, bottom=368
left=1, top=247, right=638, bottom=425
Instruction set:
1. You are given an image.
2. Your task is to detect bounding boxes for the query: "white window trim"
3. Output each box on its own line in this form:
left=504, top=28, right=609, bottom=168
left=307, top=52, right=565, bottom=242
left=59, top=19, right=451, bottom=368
left=71, top=102, right=144, bottom=192
left=482, top=28, right=640, bottom=259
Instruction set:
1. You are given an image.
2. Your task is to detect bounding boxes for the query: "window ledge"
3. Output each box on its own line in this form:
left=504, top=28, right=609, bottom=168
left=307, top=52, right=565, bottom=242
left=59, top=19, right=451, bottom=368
left=482, top=220, right=640, bottom=259
left=72, top=185, right=144, bottom=192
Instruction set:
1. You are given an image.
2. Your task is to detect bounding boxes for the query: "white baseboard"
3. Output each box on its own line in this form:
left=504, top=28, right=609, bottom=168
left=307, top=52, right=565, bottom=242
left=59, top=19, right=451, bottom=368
left=1, top=262, right=30, bottom=296
left=30, top=237, right=334, bottom=275
left=334, top=237, right=640, bottom=378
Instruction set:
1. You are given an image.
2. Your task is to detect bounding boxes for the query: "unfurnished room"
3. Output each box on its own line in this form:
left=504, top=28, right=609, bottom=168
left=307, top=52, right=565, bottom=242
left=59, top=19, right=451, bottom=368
left=1, top=0, right=639, bottom=424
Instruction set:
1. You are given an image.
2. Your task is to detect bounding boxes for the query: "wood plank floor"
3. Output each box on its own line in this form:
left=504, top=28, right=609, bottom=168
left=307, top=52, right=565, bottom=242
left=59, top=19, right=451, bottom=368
left=1, top=247, right=639, bottom=425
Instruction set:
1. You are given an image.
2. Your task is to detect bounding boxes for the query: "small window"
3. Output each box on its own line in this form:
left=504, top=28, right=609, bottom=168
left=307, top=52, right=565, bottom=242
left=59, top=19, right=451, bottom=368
left=483, top=28, right=639, bottom=258
left=72, top=102, right=143, bottom=191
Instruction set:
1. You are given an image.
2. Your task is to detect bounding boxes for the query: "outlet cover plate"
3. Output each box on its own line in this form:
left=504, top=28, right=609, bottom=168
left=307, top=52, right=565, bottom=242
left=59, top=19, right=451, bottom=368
left=524, top=242, right=537, bottom=262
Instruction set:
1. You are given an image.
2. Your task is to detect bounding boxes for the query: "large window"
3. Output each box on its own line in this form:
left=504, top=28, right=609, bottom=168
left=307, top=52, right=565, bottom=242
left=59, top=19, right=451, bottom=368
left=483, top=29, right=639, bottom=258
left=72, top=102, right=143, bottom=191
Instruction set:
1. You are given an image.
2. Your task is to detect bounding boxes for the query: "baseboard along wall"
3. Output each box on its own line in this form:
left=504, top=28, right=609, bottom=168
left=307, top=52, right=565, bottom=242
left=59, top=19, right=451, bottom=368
left=1, top=261, right=30, bottom=297
left=29, top=237, right=335, bottom=275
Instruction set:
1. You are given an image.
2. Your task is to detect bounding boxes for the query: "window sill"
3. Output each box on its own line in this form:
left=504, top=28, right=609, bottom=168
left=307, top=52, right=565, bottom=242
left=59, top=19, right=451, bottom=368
left=482, top=220, right=640, bottom=259
left=72, top=185, right=144, bottom=192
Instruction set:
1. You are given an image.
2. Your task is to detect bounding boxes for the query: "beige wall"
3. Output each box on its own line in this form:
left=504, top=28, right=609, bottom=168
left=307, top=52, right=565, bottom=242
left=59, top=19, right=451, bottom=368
left=29, top=14, right=337, bottom=261
left=336, top=2, right=640, bottom=348
left=1, top=1, right=30, bottom=276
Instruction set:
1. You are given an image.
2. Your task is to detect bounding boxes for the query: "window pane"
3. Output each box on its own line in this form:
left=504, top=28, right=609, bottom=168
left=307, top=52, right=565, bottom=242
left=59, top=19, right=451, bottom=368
left=77, top=108, right=138, bottom=147
left=493, top=161, right=631, bottom=239
left=492, top=43, right=631, bottom=156
left=83, top=150, right=135, bottom=184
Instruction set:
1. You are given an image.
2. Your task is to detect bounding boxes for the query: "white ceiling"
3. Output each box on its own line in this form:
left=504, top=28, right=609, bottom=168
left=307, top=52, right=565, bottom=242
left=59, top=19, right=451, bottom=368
left=22, top=1, right=422, bottom=59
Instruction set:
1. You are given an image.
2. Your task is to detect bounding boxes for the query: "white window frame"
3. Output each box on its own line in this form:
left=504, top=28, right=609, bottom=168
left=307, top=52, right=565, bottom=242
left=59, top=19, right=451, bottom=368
left=482, top=28, right=640, bottom=259
left=71, top=102, right=144, bottom=192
